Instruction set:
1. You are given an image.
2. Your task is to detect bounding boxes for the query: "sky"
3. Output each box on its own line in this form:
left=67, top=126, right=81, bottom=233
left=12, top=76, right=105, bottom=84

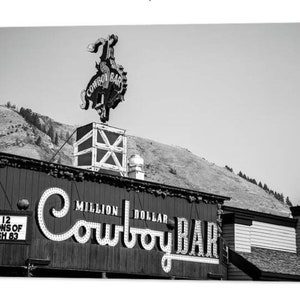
left=0, top=23, right=300, bottom=205
left=1, top=1, right=300, bottom=299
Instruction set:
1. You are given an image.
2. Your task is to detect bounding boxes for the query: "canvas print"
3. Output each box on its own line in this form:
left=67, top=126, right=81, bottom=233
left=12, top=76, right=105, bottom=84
left=0, top=24, right=299, bottom=280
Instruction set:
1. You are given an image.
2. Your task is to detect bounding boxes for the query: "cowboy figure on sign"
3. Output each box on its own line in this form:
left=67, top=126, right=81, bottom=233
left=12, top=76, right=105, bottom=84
left=80, top=34, right=127, bottom=123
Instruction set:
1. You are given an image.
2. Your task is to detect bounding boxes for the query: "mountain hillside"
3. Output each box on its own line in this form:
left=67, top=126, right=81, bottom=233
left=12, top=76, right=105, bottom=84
left=0, top=105, right=75, bottom=165
left=0, top=105, right=291, bottom=217
left=128, top=136, right=291, bottom=216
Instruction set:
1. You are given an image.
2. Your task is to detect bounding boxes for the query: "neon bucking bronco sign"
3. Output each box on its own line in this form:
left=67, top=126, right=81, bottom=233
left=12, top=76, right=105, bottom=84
left=80, top=34, right=127, bottom=123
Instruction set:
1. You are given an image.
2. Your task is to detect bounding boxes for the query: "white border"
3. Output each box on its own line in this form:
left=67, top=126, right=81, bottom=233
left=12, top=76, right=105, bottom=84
left=1, top=1, right=300, bottom=300
left=0, top=0, right=300, bottom=27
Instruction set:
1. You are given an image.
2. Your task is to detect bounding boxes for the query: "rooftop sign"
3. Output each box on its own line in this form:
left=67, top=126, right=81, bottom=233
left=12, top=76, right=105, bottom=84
left=80, top=34, right=127, bottom=123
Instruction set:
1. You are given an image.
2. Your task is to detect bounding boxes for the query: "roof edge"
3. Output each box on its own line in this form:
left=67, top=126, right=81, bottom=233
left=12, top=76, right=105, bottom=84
left=260, top=271, right=300, bottom=281
left=223, top=205, right=297, bottom=228
left=229, top=248, right=261, bottom=280
left=0, top=151, right=230, bottom=204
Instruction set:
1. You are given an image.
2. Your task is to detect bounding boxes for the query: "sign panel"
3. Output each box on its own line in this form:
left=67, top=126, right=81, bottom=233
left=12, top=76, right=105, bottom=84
left=0, top=154, right=228, bottom=279
left=37, top=187, right=219, bottom=273
left=0, top=215, right=28, bottom=241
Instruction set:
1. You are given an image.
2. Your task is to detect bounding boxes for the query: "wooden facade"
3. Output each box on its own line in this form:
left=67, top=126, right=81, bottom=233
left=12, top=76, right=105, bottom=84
left=291, top=207, right=300, bottom=255
left=223, top=206, right=300, bottom=281
left=0, top=152, right=229, bottom=279
left=227, top=263, right=251, bottom=280
left=223, top=206, right=297, bottom=254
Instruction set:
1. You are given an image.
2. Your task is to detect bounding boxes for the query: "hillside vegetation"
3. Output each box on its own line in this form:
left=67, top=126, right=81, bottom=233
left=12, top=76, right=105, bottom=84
left=0, top=104, right=291, bottom=217
left=0, top=105, right=75, bottom=165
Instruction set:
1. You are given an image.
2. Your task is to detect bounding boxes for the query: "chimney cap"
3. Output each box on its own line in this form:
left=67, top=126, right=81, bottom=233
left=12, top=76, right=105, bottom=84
left=128, top=154, right=144, bottom=167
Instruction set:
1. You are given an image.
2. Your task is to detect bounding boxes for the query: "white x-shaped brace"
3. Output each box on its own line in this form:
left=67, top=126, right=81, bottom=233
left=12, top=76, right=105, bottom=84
left=96, top=129, right=124, bottom=169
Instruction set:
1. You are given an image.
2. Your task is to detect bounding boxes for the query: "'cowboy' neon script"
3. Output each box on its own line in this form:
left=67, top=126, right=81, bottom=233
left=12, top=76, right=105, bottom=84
left=37, top=187, right=219, bottom=273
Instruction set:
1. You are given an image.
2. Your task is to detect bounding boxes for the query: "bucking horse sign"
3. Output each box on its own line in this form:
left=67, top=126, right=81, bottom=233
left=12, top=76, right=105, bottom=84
left=80, top=34, right=127, bottom=123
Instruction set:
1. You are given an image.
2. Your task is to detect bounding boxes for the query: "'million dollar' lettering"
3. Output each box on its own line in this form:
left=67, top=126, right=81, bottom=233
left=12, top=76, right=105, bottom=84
left=75, top=200, right=118, bottom=216
left=37, top=187, right=219, bottom=273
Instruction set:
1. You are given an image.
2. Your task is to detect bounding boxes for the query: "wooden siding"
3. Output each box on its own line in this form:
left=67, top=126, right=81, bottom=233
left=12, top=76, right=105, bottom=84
left=223, top=224, right=251, bottom=253
left=251, top=221, right=296, bottom=253
left=295, top=218, right=300, bottom=254
left=227, top=263, right=251, bottom=280
left=222, top=223, right=234, bottom=249
left=234, top=224, right=251, bottom=253
left=0, top=164, right=226, bottom=279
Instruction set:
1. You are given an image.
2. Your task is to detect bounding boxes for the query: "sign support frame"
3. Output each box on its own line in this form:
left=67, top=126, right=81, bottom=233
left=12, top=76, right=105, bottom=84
left=73, top=122, right=127, bottom=176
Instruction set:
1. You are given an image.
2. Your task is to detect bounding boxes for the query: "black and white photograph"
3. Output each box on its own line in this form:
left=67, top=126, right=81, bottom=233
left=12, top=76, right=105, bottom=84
left=0, top=0, right=300, bottom=299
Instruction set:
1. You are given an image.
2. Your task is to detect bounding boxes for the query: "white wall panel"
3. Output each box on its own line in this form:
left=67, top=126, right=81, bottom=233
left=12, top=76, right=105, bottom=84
left=234, top=224, right=251, bottom=253
left=251, top=221, right=296, bottom=253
